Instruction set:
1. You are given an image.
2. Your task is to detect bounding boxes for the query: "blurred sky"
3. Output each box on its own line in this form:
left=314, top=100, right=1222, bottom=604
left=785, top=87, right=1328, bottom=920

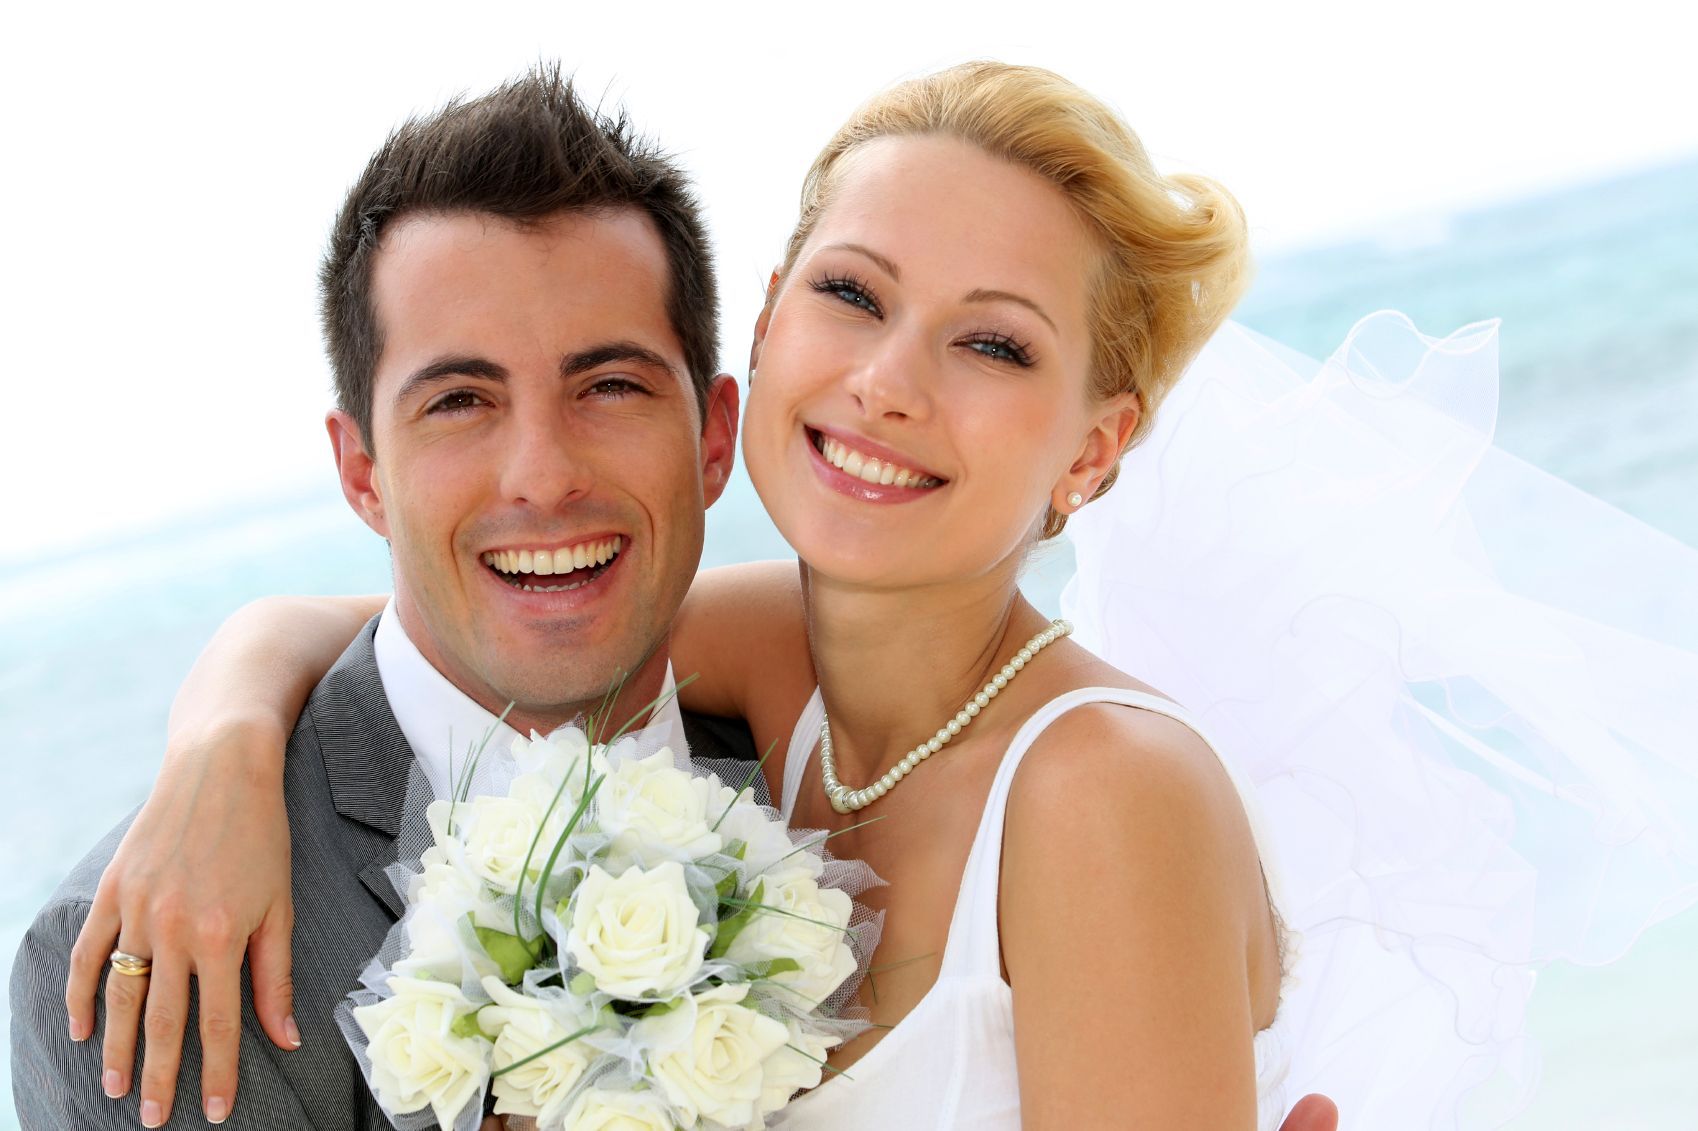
left=3, top=0, right=1695, bottom=563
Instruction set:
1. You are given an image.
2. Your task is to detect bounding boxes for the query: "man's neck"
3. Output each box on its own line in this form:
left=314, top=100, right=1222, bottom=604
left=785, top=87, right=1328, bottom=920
left=390, top=597, right=673, bottom=738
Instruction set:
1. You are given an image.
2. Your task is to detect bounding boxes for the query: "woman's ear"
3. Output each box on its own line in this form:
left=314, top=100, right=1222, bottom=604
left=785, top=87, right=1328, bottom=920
left=1055, top=394, right=1140, bottom=511
left=748, top=270, right=780, bottom=377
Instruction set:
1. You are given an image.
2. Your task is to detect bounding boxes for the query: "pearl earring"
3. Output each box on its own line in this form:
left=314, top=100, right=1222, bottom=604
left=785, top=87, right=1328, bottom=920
left=1067, top=491, right=1084, bottom=508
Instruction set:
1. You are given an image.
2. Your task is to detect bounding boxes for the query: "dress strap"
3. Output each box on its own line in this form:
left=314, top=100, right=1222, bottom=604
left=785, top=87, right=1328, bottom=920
left=781, top=688, right=826, bottom=822
left=940, top=685, right=1285, bottom=980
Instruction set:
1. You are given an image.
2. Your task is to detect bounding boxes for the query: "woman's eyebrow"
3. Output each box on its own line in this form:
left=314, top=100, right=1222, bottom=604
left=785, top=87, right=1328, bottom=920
left=963, top=288, right=1056, bottom=333
left=821, top=241, right=902, bottom=280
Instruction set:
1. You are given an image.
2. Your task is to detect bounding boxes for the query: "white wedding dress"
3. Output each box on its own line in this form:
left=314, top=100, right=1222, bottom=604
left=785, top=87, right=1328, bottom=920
left=772, top=686, right=1297, bottom=1130
left=1059, top=312, right=1698, bottom=1127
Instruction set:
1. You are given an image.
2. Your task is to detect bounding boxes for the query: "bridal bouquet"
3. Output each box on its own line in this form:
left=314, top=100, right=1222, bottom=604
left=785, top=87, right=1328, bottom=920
left=338, top=718, right=880, bottom=1131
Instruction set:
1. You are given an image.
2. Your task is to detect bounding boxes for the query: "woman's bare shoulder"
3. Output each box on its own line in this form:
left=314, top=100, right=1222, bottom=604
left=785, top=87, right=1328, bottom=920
left=672, top=561, right=814, bottom=734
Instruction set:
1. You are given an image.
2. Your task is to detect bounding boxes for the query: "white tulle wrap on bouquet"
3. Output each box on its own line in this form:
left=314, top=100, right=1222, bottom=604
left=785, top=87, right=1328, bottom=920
left=1061, top=312, right=1698, bottom=1127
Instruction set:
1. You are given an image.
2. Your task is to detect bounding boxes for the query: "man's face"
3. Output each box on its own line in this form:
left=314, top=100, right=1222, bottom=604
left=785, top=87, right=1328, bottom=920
left=329, top=209, right=737, bottom=731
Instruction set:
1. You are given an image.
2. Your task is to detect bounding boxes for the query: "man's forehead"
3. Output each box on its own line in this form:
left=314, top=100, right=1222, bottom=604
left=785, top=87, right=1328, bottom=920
left=374, top=206, right=669, bottom=284
left=368, top=207, right=681, bottom=368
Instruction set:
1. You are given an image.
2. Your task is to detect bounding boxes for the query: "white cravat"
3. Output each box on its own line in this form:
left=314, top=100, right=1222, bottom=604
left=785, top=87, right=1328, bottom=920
left=372, top=598, right=688, bottom=799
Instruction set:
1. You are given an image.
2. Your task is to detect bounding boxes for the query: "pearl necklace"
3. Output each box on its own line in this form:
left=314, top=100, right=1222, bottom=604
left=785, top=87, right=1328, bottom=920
left=819, top=619, right=1073, bottom=814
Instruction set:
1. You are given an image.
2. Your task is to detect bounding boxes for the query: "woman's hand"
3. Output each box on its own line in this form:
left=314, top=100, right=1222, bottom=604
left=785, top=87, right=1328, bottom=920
left=66, top=717, right=296, bottom=1126
left=62, top=593, right=380, bottom=1124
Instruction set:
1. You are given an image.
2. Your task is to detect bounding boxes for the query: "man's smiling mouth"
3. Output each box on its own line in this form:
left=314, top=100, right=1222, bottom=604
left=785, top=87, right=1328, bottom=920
left=482, top=536, right=622, bottom=593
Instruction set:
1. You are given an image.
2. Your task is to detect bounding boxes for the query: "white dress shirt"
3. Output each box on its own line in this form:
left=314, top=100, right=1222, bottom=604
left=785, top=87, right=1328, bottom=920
left=372, top=598, right=688, bottom=799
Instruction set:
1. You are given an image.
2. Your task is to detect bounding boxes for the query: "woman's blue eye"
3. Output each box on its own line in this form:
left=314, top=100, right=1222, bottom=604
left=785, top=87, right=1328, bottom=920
left=964, top=334, right=1035, bottom=367
left=812, top=275, right=881, bottom=315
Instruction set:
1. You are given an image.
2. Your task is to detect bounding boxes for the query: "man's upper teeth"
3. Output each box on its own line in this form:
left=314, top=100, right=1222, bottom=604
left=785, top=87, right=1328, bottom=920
left=818, top=435, right=939, bottom=488
left=482, top=536, right=622, bottom=576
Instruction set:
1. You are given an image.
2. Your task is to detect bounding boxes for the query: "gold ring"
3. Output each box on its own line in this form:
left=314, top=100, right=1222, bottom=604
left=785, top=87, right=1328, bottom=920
left=109, top=949, right=152, bottom=977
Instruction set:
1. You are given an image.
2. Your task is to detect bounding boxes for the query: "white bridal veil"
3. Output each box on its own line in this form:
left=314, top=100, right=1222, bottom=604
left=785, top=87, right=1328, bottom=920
left=1061, top=311, right=1698, bottom=1127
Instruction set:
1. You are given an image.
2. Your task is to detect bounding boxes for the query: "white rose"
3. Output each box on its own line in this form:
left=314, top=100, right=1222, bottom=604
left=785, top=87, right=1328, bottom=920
left=567, top=862, right=709, bottom=999
left=597, top=750, right=734, bottom=863
left=755, top=1020, right=841, bottom=1121
left=351, top=976, right=489, bottom=1129
left=637, top=983, right=789, bottom=1128
left=510, top=727, right=593, bottom=781
left=395, top=843, right=514, bottom=979
left=557, top=1086, right=677, bottom=1131
left=723, top=872, right=856, bottom=1006
left=478, top=977, right=596, bottom=1122
left=458, top=778, right=581, bottom=894
left=717, top=801, right=817, bottom=880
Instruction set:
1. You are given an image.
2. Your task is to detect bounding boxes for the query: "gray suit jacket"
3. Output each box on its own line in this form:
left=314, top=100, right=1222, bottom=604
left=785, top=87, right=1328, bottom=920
left=10, top=619, right=754, bottom=1129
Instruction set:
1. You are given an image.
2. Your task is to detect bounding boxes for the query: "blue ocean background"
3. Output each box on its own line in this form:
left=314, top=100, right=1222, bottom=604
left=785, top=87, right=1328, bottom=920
left=4, top=157, right=1695, bottom=1127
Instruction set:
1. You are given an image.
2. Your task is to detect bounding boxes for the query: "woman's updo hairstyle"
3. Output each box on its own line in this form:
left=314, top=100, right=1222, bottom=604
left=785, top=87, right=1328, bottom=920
left=776, top=61, right=1251, bottom=538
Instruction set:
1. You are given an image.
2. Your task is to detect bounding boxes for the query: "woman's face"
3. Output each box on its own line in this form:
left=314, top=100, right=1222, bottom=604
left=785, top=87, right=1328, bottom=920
left=742, top=133, right=1126, bottom=591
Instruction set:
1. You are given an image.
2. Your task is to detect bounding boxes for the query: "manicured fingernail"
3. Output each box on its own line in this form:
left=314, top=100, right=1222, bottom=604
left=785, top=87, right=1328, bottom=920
left=102, top=1069, right=123, bottom=1098
left=69, top=1017, right=87, bottom=1041
left=284, top=1014, right=301, bottom=1048
left=141, top=1098, right=163, bottom=1127
left=206, top=1095, right=229, bottom=1123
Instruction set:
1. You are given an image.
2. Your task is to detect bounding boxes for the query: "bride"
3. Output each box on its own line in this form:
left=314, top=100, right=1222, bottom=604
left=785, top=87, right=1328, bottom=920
left=62, top=60, right=1698, bottom=1129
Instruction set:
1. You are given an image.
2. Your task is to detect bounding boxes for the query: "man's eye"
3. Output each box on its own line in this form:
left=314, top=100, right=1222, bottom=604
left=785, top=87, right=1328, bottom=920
left=426, top=390, right=485, bottom=414
left=588, top=377, right=646, bottom=398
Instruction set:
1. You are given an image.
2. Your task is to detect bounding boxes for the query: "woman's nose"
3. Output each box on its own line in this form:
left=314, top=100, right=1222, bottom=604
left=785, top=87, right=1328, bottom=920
left=844, top=330, right=934, bottom=422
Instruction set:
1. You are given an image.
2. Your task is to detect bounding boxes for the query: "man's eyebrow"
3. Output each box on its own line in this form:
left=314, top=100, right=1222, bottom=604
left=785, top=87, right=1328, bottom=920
left=963, top=288, right=1057, bottom=333
left=819, top=242, right=902, bottom=281
left=561, top=341, right=680, bottom=382
left=394, top=356, right=509, bottom=405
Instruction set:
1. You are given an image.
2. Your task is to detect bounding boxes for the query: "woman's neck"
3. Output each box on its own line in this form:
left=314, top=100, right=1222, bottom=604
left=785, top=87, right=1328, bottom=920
left=801, top=561, right=1054, bottom=784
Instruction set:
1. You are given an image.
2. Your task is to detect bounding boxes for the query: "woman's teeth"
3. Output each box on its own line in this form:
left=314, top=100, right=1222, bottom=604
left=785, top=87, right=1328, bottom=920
left=482, top=537, right=622, bottom=592
left=815, top=434, right=942, bottom=488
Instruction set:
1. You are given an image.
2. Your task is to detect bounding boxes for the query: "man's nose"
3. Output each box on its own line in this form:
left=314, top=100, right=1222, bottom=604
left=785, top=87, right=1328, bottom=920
left=497, top=404, right=593, bottom=510
left=845, top=328, right=935, bottom=423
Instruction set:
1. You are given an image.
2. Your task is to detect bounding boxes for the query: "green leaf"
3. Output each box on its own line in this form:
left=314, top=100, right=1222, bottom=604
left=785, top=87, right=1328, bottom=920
left=475, top=926, right=545, bottom=985
left=714, top=863, right=741, bottom=902
left=569, top=971, right=598, bottom=996
left=723, top=839, right=748, bottom=862
left=708, top=879, right=763, bottom=960
left=745, top=957, right=802, bottom=980
left=449, top=1009, right=491, bottom=1042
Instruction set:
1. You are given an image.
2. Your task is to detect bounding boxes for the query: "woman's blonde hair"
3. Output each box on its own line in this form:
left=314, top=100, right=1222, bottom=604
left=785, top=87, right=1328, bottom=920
left=777, top=61, right=1251, bottom=537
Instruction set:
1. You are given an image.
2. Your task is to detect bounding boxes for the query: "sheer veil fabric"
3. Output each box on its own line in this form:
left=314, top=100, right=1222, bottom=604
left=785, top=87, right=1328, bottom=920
left=1061, top=312, right=1698, bottom=1127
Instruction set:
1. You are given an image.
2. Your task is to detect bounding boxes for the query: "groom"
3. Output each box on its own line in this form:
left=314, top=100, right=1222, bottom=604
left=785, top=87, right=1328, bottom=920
left=10, top=68, right=747, bottom=1129
left=12, top=67, right=1340, bottom=1131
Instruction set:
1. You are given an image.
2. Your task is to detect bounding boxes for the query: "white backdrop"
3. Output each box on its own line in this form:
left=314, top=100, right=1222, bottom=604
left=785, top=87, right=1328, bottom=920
left=2, top=0, right=1695, bottom=563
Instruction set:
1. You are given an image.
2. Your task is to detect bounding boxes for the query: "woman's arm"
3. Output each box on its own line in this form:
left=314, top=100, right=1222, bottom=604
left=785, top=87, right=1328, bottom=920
left=669, top=561, right=816, bottom=761
left=65, top=594, right=383, bottom=1127
left=1001, top=703, right=1273, bottom=1129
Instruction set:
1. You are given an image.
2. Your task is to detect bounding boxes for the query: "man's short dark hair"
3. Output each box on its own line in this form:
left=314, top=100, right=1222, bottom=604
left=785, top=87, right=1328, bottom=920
left=321, top=64, right=720, bottom=446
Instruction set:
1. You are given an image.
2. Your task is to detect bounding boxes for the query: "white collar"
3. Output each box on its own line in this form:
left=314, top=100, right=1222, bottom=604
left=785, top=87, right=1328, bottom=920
left=372, top=598, right=688, bottom=799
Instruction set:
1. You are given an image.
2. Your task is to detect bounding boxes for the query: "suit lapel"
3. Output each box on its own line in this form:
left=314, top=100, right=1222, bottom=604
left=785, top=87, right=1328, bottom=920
left=309, top=620, right=420, bottom=922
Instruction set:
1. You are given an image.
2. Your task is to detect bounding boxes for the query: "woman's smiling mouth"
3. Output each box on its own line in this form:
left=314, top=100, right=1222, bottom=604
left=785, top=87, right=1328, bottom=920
left=807, top=428, right=947, bottom=490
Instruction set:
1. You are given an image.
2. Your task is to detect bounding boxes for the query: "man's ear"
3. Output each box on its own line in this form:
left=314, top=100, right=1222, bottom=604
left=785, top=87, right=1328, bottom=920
left=699, top=375, right=740, bottom=509
left=327, top=410, right=390, bottom=538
